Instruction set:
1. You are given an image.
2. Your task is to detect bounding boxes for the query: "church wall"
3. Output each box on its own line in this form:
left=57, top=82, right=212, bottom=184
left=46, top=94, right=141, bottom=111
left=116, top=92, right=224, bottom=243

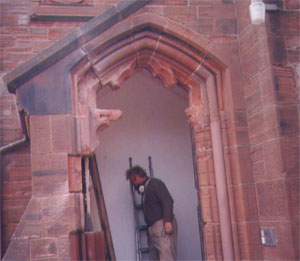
left=0, top=0, right=299, bottom=260
left=236, top=0, right=299, bottom=259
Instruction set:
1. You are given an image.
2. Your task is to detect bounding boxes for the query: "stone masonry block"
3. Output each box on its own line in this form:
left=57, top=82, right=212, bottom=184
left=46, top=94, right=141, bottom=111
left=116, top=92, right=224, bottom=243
left=9, top=166, right=32, bottom=182
left=2, top=223, right=18, bottom=251
left=13, top=198, right=42, bottom=239
left=248, top=111, right=266, bottom=145
left=2, top=181, right=32, bottom=200
left=58, top=236, right=71, bottom=260
left=30, top=238, right=57, bottom=259
left=41, top=194, right=80, bottom=237
left=230, top=111, right=248, bottom=128
left=31, top=153, right=69, bottom=196
left=83, top=18, right=131, bottom=58
left=250, top=144, right=263, bottom=164
left=287, top=48, right=300, bottom=63
left=281, top=137, right=299, bottom=177
left=256, top=180, right=290, bottom=220
left=1, top=198, right=30, bottom=210
left=273, top=66, right=297, bottom=103
left=278, top=105, right=299, bottom=137
left=48, top=28, right=74, bottom=41
left=286, top=177, right=299, bottom=219
left=229, top=147, right=253, bottom=185
left=241, top=39, right=269, bottom=81
left=3, top=238, right=30, bottom=261
left=285, top=35, right=300, bottom=49
left=261, top=71, right=277, bottom=108
left=244, top=73, right=261, bottom=98
left=50, top=114, right=73, bottom=153
left=216, top=18, right=237, bottom=34
left=262, top=106, right=279, bottom=141
left=33, top=40, right=53, bottom=53
left=31, top=153, right=68, bottom=173
left=203, top=223, right=222, bottom=260
left=200, top=186, right=219, bottom=223
left=267, top=36, right=287, bottom=65
left=246, top=90, right=263, bottom=117
left=32, top=174, right=69, bottom=197
left=150, top=0, right=187, bottom=5
left=25, top=197, right=42, bottom=214
left=253, top=161, right=265, bottom=182
left=68, top=155, right=82, bottom=192
left=232, top=184, right=258, bottom=222
left=267, top=11, right=299, bottom=37
left=263, top=139, right=285, bottom=180
left=12, top=200, right=41, bottom=237
left=6, top=205, right=27, bottom=223
left=30, top=115, right=51, bottom=154
left=226, top=127, right=249, bottom=149
left=236, top=222, right=262, bottom=260
left=4, top=147, right=31, bottom=167
left=162, top=6, right=197, bottom=22
left=14, top=221, right=41, bottom=239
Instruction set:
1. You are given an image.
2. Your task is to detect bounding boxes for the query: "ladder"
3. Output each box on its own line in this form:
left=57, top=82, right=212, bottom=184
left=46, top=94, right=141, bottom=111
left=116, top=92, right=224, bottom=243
left=129, top=156, right=154, bottom=261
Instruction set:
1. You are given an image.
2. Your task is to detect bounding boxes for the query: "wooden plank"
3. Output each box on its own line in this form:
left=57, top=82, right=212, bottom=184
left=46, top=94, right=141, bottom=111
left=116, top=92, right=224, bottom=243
left=95, top=231, right=106, bottom=260
left=89, top=155, right=116, bottom=260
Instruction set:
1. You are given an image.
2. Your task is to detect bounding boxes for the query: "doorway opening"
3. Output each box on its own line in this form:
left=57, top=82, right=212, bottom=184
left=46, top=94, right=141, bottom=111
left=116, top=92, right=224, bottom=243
left=95, top=68, right=203, bottom=260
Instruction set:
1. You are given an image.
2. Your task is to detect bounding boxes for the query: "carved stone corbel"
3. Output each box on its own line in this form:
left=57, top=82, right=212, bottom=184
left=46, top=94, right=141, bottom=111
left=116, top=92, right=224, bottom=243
left=94, top=108, right=122, bottom=133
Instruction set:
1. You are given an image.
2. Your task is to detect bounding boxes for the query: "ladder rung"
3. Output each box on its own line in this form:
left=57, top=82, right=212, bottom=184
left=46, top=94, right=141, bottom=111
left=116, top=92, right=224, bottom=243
left=135, top=203, right=143, bottom=209
left=138, top=247, right=149, bottom=253
left=136, top=225, right=148, bottom=231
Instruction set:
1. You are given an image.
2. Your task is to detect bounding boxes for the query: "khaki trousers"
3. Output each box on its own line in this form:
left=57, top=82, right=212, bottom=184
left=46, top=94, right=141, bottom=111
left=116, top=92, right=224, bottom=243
left=148, top=218, right=178, bottom=261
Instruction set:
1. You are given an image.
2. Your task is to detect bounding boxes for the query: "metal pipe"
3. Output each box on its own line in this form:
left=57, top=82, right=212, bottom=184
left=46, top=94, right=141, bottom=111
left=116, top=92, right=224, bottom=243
left=0, top=135, right=27, bottom=153
left=205, top=75, right=235, bottom=260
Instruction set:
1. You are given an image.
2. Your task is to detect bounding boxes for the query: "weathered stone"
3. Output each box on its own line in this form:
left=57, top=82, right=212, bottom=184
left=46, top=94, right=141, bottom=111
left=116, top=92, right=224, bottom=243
left=30, top=238, right=57, bottom=259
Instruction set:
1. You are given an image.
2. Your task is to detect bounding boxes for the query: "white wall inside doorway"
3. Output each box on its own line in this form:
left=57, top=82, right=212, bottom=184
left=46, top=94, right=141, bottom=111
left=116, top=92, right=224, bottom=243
left=95, top=68, right=202, bottom=260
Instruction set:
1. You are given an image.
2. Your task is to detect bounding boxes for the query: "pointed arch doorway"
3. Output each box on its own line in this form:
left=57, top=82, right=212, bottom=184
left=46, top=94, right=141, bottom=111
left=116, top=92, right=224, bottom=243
left=69, top=11, right=234, bottom=261
left=95, top=68, right=202, bottom=260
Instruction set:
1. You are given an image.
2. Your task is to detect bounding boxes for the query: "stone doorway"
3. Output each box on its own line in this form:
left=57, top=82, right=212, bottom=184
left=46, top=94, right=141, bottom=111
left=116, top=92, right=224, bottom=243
left=95, top=68, right=203, bottom=260
left=68, top=13, right=235, bottom=260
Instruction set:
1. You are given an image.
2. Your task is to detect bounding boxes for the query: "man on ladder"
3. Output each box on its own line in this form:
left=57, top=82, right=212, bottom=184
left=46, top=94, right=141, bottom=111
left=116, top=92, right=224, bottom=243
left=126, top=165, right=178, bottom=260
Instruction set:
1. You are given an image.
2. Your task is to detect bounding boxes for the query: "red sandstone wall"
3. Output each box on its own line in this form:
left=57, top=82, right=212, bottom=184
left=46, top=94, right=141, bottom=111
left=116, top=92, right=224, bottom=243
left=0, top=0, right=82, bottom=76
left=0, top=0, right=240, bottom=79
left=237, top=0, right=299, bottom=259
left=0, top=2, right=243, bottom=257
left=0, top=0, right=299, bottom=260
left=1, top=143, right=32, bottom=256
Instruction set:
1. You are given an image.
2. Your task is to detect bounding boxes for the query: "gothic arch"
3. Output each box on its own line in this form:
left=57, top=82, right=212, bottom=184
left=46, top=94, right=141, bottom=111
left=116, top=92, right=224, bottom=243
left=71, top=13, right=235, bottom=260
left=71, top=12, right=227, bottom=150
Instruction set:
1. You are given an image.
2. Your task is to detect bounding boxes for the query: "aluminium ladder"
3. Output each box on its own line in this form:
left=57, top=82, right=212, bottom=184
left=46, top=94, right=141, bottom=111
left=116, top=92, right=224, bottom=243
left=129, top=156, right=154, bottom=261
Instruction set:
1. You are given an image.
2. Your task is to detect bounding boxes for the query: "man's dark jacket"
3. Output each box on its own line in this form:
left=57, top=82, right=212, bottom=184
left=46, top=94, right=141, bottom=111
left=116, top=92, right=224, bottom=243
left=143, top=178, right=174, bottom=226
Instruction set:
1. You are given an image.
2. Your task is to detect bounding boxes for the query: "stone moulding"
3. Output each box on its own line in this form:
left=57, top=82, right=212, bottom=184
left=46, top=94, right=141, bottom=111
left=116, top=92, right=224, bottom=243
left=69, top=12, right=228, bottom=154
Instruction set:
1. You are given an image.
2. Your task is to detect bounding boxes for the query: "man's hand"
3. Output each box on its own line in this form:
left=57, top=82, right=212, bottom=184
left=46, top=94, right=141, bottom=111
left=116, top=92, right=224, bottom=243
left=164, top=221, right=173, bottom=235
